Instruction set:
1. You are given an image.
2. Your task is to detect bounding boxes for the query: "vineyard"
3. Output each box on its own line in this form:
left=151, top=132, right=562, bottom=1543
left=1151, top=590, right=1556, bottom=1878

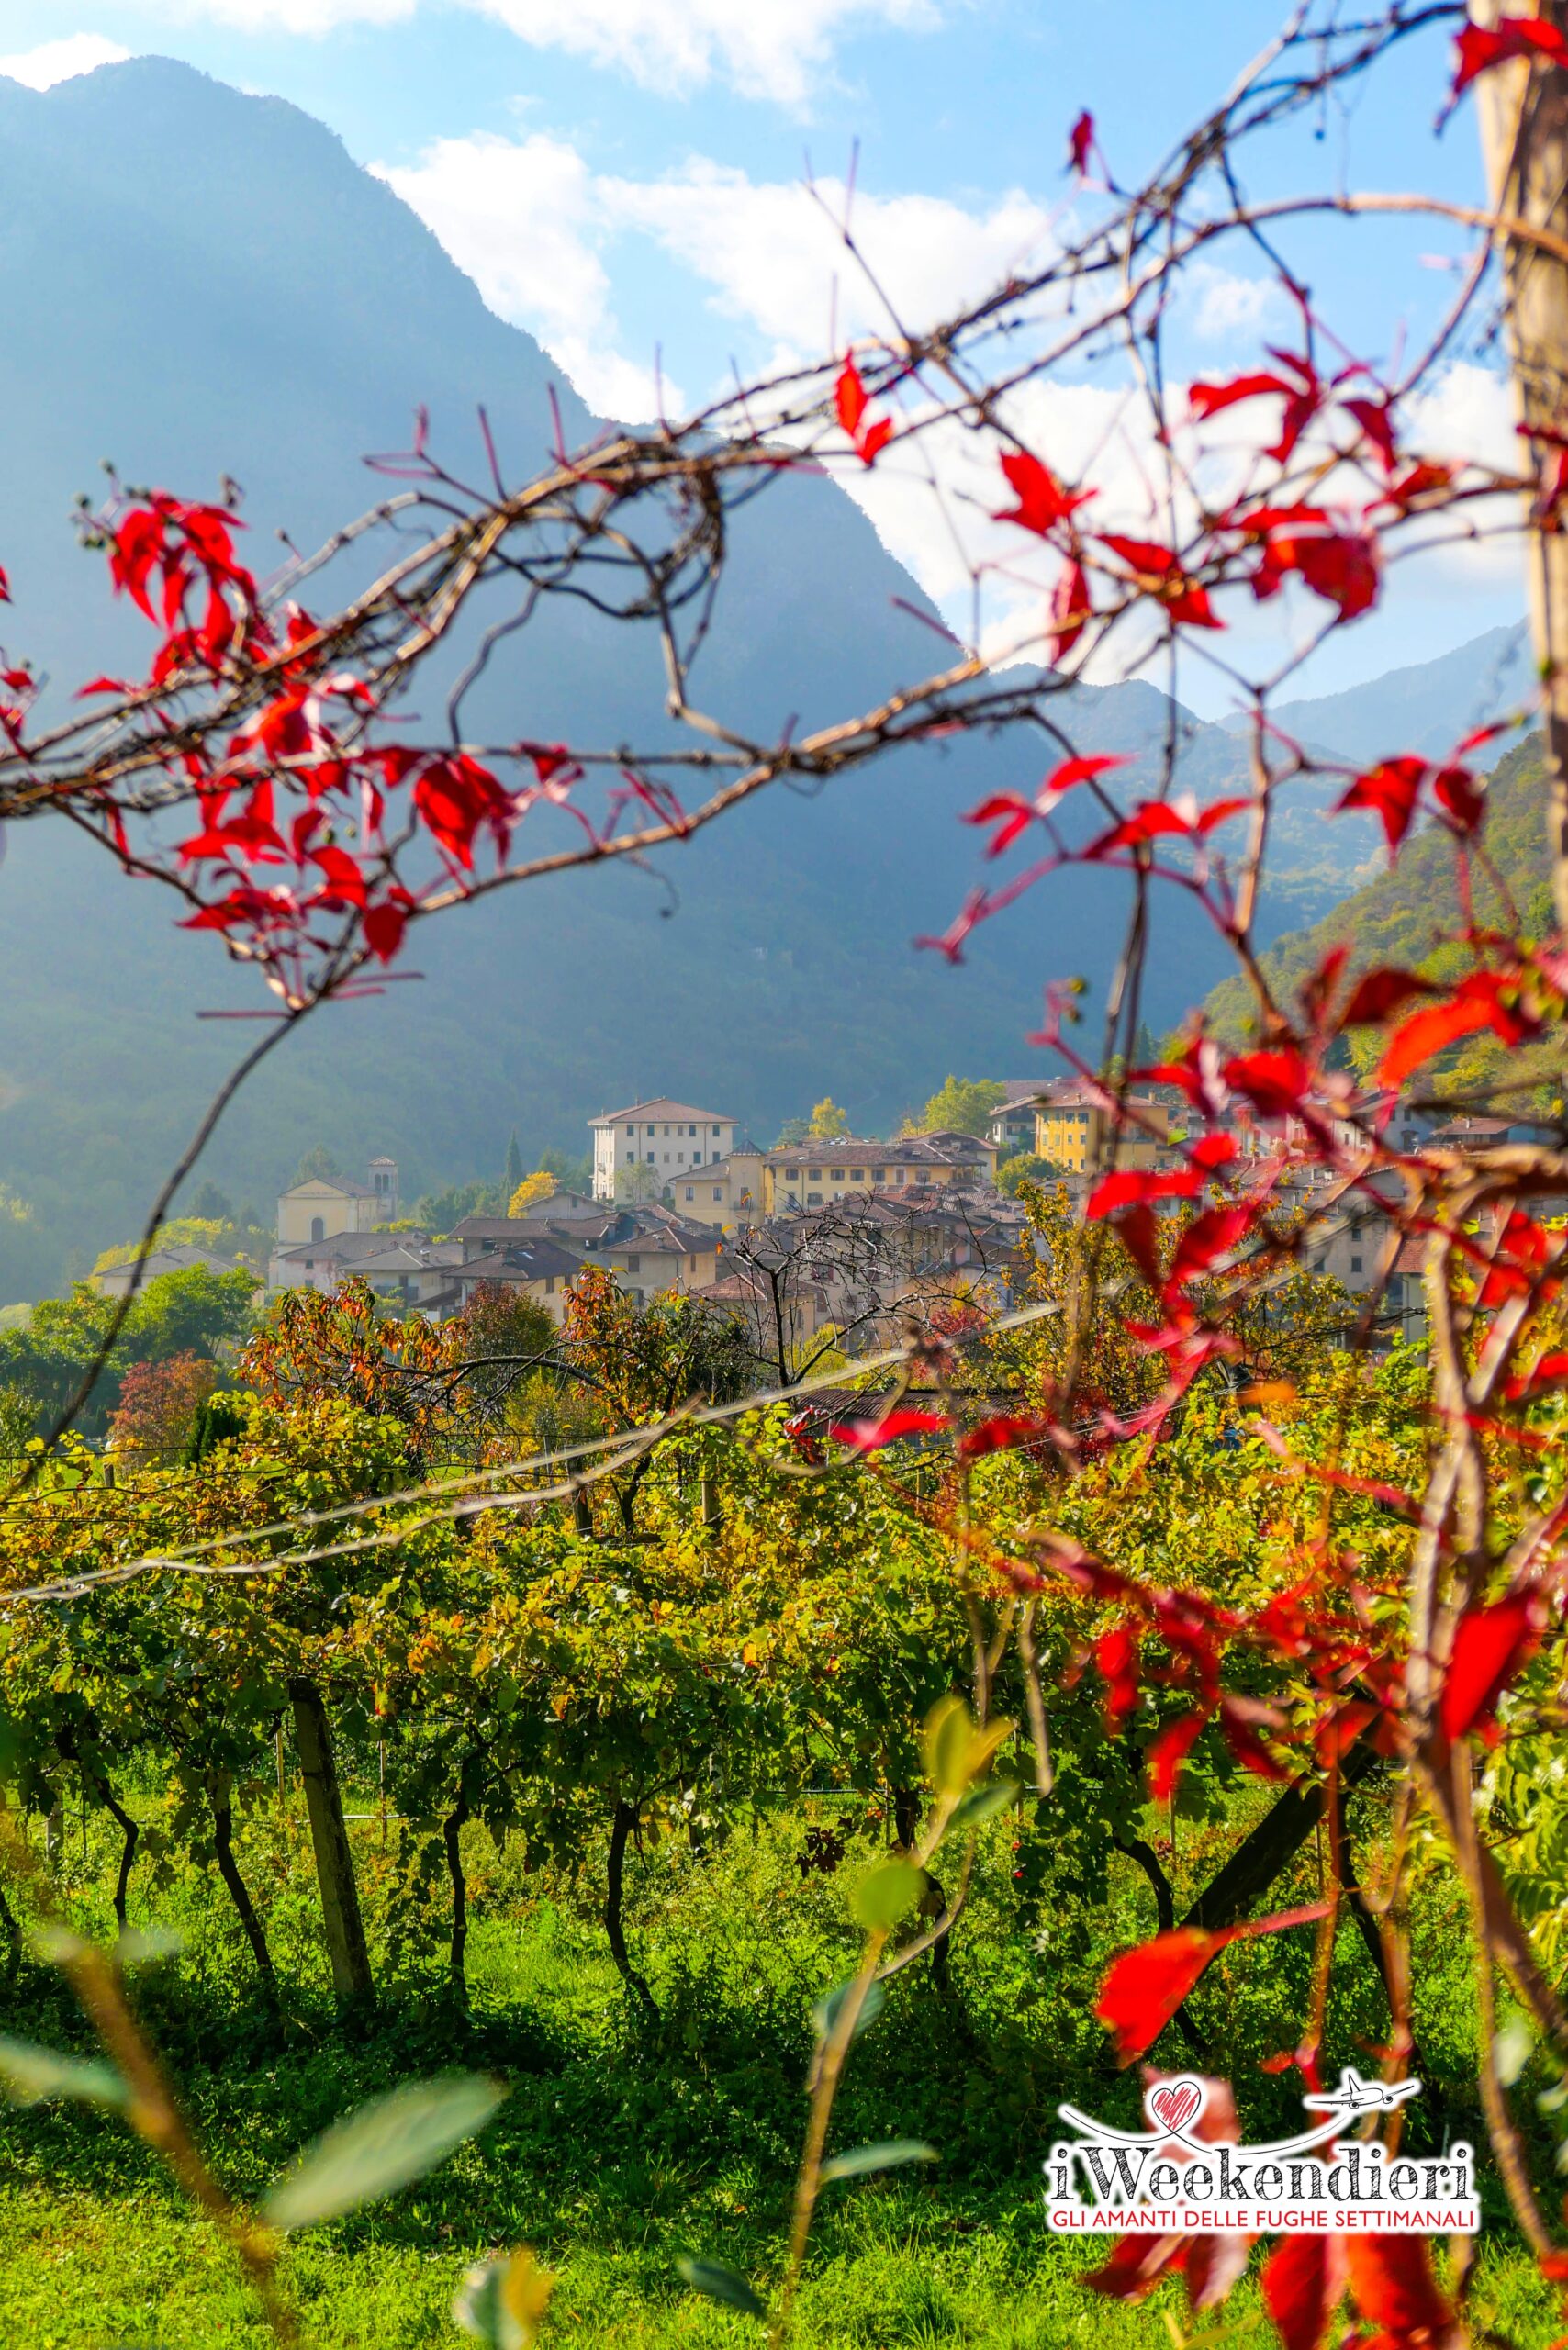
left=1, top=1232, right=1566, bottom=2344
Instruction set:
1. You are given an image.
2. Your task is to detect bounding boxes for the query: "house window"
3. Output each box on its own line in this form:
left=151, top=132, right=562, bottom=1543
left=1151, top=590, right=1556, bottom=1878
left=784, top=1166, right=800, bottom=1181
left=693, top=1152, right=702, bottom=1165
left=851, top=1169, right=865, bottom=1181
left=809, top=1168, right=822, bottom=1181
left=310, top=1215, right=325, bottom=1242
left=647, top=1152, right=656, bottom=1164
left=626, top=1254, right=640, bottom=1271
left=689, top=1254, right=698, bottom=1271
left=712, top=1125, right=721, bottom=1135
left=545, top=1275, right=556, bottom=1295
left=712, top=1187, right=722, bottom=1202
left=685, top=1185, right=694, bottom=1201
left=689, top=1125, right=697, bottom=1136
left=894, top=1171, right=905, bottom=1186
left=808, top=1192, right=823, bottom=1205
left=874, top=1169, right=886, bottom=1182
left=1350, top=1255, right=1363, bottom=1273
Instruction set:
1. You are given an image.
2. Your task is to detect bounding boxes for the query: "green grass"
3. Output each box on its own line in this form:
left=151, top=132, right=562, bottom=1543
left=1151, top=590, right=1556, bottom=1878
left=0, top=1796, right=1561, bottom=2346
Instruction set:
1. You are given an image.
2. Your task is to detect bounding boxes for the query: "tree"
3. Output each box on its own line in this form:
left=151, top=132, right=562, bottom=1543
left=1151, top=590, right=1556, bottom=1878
left=508, top=1170, right=555, bottom=1215
left=108, top=1353, right=218, bottom=1467
left=995, top=1151, right=1058, bottom=1197
left=614, top=1161, right=661, bottom=1204
left=187, top=1181, right=233, bottom=1223
left=774, top=1116, right=810, bottom=1147
left=412, top=1179, right=500, bottom=1235
left=290, top=1146, right=341, bottom=1186
left=909, top=1076, right=1007, bottom=1137
left=807, top=1097, right=849, bottom=1139
left=504, top=1129, right=523, bottom=1192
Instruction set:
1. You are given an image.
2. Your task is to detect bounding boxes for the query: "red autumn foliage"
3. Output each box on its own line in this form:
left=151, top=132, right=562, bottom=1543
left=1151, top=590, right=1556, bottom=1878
left=1439, top=1594, right=1545, bottom=1743
left=1094, top=1906, right=1328, bottom=2063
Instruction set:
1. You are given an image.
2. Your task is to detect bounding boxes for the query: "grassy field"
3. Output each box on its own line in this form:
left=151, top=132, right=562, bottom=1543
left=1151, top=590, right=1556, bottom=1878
left=0, top=1794, right=1560, bottom=2348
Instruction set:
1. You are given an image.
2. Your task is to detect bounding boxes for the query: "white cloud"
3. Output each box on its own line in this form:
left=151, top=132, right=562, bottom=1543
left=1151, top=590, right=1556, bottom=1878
left=599, top=163, right=1052, bottom=352
left=375, top=130, right=683, bottom=420
left=468, top=0, right=935, bottom=106
left=0, top=33, right=131, bottom=87
left=93, top=0, right=934, bottom=100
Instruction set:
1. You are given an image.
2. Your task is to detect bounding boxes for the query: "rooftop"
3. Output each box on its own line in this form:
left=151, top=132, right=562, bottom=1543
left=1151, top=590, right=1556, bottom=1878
left=590, top=1097, right=735, bottom=1128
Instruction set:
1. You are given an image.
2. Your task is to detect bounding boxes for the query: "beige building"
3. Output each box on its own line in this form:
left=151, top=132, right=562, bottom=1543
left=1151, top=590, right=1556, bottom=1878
left=590, top=1098, right=738, bottom=1200
left=276, top=1170, right=381, bottom=1249
left=763, top=1132, right=994, bottom=1215
left=671, top=1147, right=767, bottom=1230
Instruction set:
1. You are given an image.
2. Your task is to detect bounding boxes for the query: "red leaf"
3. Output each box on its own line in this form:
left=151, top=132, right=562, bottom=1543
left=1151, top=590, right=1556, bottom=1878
left=1440, top=1593, right=1544, bottom=1743
left=1188, top=371, right=1295, bottom=423
left=1148, top=1709, right=1207, bottom=1801
left=1219, top=1701, right=1289, bottom=1782
left=1097, top=1625, right=1142, bottom=1733
left=1098, top=536, right=1223, bottom=628
left=308, top=844, right=369, bottom=910
left=1451, top=17, right=1568, bottom=102
left=1166, top=1202, right=1255, bottom=1295
left=1506, top=1348, right=1568, bottom=1401
left=1343, top=2235, right=1453, bottom=2339
left=363, top=889, right=416, bottom=965
left=834, top=354, right=870, bottom=440
left=994, top=450, right=1093, bottom=537
left=1432, top=761, right=1485, bottom=833
left=1342, top=396, right=1399, bottom=473
left=1087, top=1166, right=1203, bottom=1218
left=1081, top=2232, right=1184, bottom=2301
left=1340, top=966, right=1434, bottom=1026
left=955, top=1413, right=1050, bottom=1460
left=828, top=1408, right=949, bottom=1452
left=1261, top=2233, right=1347, bottom=2350
left=1336, top=755, right=1428, bottom=855
left=1047, top=556, right=1092, bottom=664
left=1095, top=1905, right=1327, bottom=2063
left=1379, top=986, right=1504, bottom=1090
left=834, top=355, right=894, bottom=466
left=0, top=565, right=9, bottom=602
left=1067, top=108, right=1095, bottom=179
left=961, top=791, right=1036, bottom=860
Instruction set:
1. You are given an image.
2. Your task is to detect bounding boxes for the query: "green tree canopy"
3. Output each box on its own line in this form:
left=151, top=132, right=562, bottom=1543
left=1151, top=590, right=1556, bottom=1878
left=909, top=1077, right=1006, bottom=1137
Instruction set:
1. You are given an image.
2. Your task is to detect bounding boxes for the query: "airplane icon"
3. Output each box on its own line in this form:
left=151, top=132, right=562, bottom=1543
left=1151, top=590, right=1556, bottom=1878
left=1303, top=2067, right=1420, bottom=2115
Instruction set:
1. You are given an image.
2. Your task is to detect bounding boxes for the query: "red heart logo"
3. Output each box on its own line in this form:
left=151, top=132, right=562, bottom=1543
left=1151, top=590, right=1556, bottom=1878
left=1148, top=2080, right=1201, bottom=2134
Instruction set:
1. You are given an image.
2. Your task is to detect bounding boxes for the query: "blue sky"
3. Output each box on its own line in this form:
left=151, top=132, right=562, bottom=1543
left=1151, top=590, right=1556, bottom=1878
left=0, top=2, right=1525, bottom=710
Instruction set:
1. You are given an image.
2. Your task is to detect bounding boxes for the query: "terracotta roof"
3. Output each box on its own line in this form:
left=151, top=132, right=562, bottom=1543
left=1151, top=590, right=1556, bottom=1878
left=590, top=1097, right=735, bottom=1128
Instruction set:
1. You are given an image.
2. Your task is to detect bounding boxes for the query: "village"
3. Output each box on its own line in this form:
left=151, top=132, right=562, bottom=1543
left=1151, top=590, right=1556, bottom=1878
left=92, top=1078, right=1554, bottom=1370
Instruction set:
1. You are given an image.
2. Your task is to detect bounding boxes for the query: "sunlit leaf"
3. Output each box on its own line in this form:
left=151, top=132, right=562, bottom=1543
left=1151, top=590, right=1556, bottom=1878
left=0, top=2034, right=129, bottom=2110
left=677, top=2256, right=767, bottom=2317
left=944, top=1780, right=1019, bottom=1839
left=812, top=1975, right=885, bottom=2044
left=850, top=1858, right=923, bottom=1930
left=821, top=2138, right=936, bottom=2184
left=263, top=2075, right=507, bottom=2230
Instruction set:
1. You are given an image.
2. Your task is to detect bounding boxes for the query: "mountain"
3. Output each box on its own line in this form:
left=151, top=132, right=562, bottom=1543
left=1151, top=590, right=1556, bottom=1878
left=1201, top=735, right=1557, bottom=1094
left=0, top=59, right=1531, bottom=1295
left=1223, top=623, right=1532, bottom=768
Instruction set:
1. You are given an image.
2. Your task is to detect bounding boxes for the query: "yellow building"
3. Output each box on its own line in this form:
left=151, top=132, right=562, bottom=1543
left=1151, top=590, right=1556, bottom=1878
left=275, top=1173, right=381, bottom=1249
left=763, top=1133, right=994, bottom=1215
left=1034, top=1093, right=1171, bottom=1175
left=671, top=1147, right=766, bottom=1230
